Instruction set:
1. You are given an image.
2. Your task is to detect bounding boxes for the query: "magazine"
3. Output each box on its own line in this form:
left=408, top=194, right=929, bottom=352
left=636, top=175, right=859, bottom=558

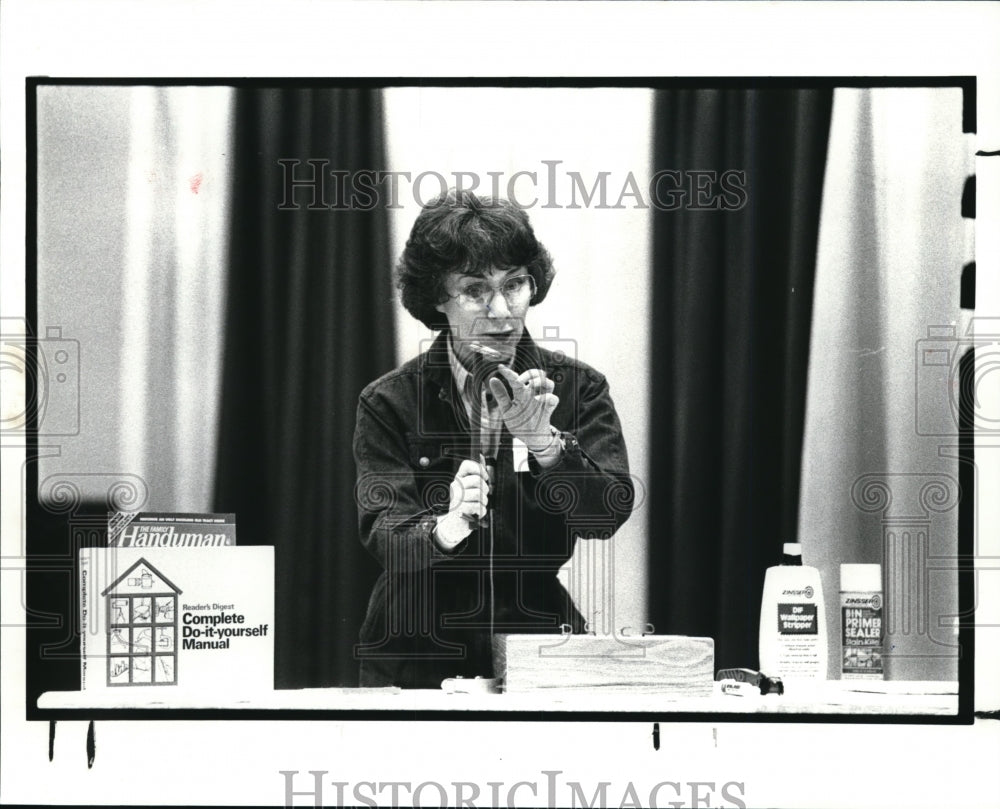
left=108, top=511, right=237, bottom=547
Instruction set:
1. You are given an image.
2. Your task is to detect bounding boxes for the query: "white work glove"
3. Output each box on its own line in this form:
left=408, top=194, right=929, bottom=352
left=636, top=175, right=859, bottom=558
left=434, top=456, right=491, bottom=550
left=488, top=365, right=560, bottom=453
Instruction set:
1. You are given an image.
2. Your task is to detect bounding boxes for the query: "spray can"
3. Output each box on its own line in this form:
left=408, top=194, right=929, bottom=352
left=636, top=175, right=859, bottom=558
left=840, top=564, right=884, bottom=680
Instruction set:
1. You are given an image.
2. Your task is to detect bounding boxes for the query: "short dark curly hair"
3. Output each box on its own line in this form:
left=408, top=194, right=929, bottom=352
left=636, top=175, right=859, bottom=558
left=396, top=189, right=555, bottom=330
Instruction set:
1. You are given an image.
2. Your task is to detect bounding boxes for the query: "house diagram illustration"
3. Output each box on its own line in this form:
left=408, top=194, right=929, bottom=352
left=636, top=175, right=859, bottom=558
left=101, top=558, right=182, bottom=686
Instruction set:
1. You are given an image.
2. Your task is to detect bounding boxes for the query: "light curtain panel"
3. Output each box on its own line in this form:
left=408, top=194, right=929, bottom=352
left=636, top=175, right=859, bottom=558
left=799, top=87, right=972, bottom=680
left=36, top=85, right=233, bottom=511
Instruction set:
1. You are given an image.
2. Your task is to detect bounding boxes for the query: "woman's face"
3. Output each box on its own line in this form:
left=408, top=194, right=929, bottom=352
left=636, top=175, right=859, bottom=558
left=435, top=266, right=533, bottom=368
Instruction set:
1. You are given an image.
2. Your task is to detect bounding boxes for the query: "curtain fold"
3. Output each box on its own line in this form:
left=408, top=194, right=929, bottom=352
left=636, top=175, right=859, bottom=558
left=120, top=87, right=233, bottom=511
left=214, top=89, right=395, bottom=688
left=647, top=89, right=833, bottom=671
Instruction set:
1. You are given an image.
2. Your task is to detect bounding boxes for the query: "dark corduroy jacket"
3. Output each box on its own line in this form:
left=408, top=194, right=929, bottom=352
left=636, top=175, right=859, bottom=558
left=353, top=330, right=633, bottom=687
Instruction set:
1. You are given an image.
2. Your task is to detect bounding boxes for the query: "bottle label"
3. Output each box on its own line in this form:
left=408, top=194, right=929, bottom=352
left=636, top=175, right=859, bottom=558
left=841, top=592, right=883, bottom=677
left=777, top=603, right=818, bottom=635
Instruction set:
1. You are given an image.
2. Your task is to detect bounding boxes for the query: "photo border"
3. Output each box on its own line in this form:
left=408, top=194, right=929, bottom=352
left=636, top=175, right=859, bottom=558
left=22, top=73, right=978, bottom=726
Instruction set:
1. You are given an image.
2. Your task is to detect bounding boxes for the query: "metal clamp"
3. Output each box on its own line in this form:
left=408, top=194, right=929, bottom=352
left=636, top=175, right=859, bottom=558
left=620, top=623, right=656, bottom=637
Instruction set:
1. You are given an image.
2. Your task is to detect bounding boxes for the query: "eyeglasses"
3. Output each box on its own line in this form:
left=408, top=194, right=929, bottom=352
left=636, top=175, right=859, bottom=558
left=451, top=275, right=536, bottom=309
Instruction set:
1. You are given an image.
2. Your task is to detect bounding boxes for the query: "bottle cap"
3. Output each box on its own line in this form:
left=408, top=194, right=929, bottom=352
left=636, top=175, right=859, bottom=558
left=782, top=543, right=802, bottom=556
left=841, top=563, right=881, bottom=592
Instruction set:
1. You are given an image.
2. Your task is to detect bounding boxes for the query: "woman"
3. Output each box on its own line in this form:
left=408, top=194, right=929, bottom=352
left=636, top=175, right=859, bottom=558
left=353, top=189, right=633, bottom=688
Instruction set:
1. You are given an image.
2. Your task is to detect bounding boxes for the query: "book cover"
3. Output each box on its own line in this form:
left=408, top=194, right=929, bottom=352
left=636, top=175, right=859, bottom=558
left=79, top=546, right=273, bottom=694
left=108, top=511, right=237, bottom=547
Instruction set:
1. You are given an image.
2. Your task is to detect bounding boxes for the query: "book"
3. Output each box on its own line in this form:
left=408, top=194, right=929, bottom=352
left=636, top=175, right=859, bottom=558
left=108, top=512, right=237, bottom=547
left=79, top=546, right=273, bottom=694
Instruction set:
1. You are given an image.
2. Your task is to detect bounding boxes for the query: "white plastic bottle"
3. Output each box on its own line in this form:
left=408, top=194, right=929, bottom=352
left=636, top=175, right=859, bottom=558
left=758, top=542, right=827, bottom=681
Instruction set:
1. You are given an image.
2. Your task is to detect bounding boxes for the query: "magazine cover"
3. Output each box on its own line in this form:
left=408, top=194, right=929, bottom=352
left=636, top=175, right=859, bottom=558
left=107, top=512, right=237, bottom=547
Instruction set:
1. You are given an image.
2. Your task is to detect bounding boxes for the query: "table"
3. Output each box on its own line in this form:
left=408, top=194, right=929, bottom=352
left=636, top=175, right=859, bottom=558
left=38, top=680, right=959, bottom=716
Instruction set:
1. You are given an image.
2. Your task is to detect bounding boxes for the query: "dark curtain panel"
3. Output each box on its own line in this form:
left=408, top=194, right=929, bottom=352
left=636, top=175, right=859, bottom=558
left=214, top=89, right=395, bottom=688
left=648, top=89, right=833, bottom=671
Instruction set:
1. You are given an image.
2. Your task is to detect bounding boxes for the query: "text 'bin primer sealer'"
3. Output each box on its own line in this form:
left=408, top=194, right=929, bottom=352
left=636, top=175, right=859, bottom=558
left=840, top=563, right=884, bottom=680
left=758, top=542, right=827, bottom=682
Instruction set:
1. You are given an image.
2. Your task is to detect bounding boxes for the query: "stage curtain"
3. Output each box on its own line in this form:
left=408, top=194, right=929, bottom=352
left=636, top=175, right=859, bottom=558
left=647, top=89, right=833, bottom=671
left=797, top=88, right=970, bottom=680
left=214, top=89, right=395, bottom=688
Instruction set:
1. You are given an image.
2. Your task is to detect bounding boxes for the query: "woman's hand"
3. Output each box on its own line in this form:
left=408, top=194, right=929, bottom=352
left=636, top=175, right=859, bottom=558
left=434, top=457, right=492, bottom=549
left=488, top=365, right=559, bottom=452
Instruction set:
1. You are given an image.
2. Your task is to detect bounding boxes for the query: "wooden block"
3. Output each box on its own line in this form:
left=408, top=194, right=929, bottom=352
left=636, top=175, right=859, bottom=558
left=493, top=634, right=714, bottom=695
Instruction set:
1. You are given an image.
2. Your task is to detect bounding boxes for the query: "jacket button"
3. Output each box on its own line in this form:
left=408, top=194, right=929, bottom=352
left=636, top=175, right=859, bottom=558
left=419, top=456, right=430, bottom=467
